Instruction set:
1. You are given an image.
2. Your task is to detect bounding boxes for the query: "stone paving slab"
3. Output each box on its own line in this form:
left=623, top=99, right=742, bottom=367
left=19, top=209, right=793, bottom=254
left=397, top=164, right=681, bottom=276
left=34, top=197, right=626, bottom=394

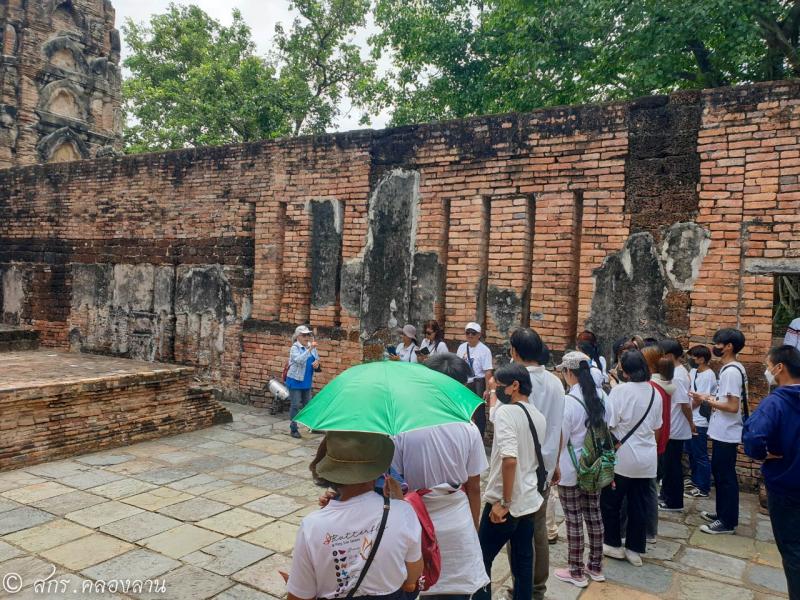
left=0, top=402, right=790, bottom=600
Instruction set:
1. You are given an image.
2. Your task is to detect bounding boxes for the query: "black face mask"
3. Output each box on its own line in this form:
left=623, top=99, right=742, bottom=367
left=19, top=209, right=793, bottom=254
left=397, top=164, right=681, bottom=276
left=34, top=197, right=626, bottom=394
left=712, top=347, right=724, bottom=358
left=495, top=385, right=512, bottom=404
left=687, top=358, right=698, bottom=369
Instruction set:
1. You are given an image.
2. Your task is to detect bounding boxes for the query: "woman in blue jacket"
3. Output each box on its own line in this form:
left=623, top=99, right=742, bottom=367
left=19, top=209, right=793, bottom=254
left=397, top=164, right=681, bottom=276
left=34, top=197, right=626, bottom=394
left=743, top=345, right=800, bottom=599
left=286, top=325, right=320, bottom=439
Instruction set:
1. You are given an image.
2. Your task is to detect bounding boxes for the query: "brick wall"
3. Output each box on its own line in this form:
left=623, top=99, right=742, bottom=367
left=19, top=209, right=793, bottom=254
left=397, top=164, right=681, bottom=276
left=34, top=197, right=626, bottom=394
left=0, top=366, right=231, bottom=471
left=4, top=81, right=800, bottom=483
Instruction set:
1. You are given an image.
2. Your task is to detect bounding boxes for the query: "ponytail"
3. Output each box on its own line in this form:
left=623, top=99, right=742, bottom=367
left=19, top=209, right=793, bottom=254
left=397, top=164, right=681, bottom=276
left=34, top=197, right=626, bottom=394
left=579, top=341, right=603, bottom=373
left=575, top=360, right=605, bottom=429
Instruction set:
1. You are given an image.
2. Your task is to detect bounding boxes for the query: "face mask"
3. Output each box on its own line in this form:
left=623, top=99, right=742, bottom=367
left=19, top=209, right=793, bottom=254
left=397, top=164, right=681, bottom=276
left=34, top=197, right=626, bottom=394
left=495, top=385, right=512, bottom=404
left=687, top=359, right=698, bottom=370
left=765, top=367, right=777, bottom=387
left=712, top=347, right=724, bottom=358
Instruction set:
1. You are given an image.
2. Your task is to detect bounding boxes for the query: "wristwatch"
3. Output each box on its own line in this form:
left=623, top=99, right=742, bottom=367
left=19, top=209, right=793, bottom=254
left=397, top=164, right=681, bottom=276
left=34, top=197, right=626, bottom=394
left=499, top=498, right=510, bottom=508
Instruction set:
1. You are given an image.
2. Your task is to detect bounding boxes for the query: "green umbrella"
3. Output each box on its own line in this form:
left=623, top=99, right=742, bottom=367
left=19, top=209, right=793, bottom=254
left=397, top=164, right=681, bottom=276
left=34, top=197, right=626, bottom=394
left=294, top=361, right=484, bottom=435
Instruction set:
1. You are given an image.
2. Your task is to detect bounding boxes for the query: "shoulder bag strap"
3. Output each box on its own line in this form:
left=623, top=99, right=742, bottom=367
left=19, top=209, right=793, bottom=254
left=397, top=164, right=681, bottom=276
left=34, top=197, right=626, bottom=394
left=346, top=494, right=391, bottom=599
left=514, top=403, right=548, bottom=491
left=721, top=364, right=749, bottom=420
left=616, top=387, right=655, bottom=450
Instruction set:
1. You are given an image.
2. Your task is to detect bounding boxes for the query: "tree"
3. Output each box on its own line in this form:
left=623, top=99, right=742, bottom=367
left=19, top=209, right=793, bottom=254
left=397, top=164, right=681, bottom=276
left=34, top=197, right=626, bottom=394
left=122, top=1, right=376, bottom=153
left=123, top=4, right=290, bottom=153
left=368, top=0, right=800, bottom=126
left=273, top=0, right=377, bottom=135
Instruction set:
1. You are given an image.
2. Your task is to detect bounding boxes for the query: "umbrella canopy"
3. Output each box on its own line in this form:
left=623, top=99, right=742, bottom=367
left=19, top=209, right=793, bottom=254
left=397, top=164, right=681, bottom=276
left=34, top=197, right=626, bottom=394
left=294, top=361, right=484, bottom=435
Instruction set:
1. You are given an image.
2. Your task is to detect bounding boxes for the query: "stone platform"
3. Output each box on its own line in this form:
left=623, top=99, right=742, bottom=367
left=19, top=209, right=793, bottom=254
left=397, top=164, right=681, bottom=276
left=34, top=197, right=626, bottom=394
left=0, top=404, right=789, bottom=599
left=0, top=325, right=38, bottom=352
left=0, top=351, right=232, bottom=471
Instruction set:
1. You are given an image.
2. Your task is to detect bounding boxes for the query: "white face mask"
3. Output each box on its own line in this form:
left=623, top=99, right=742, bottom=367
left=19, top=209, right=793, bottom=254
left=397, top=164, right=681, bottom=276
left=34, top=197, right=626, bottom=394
left=765, top=367, right=777, bottom=387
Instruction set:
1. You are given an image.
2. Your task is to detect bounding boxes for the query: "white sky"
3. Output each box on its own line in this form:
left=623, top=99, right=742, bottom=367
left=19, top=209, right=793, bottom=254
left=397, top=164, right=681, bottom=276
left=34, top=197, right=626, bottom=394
left=112, top=0, right=391, bottom=132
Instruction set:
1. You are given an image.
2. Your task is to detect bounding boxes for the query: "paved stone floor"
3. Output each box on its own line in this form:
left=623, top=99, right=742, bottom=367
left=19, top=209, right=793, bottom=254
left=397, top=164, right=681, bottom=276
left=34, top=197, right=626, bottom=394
left=0, top=403, right=790, bottom=599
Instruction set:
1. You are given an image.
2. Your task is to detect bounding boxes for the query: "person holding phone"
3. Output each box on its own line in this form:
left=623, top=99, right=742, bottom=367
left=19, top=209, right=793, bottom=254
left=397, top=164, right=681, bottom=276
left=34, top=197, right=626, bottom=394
left=418, top=320, right=448, bottom=361
left=286, top=325, right=320, bottom=439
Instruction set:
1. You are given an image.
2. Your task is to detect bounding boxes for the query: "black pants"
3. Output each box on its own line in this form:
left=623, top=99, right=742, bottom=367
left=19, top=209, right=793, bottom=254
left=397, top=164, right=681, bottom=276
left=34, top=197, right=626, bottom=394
left=601, top=474, right=650, bottom=554
left=662, top=439, right=686, bottom=509
left=711, top=439, right=739, bottom=529
left=475, top=503, right=534, bottom=600
left=468, top=378, right=487, bottom=439
left=767, top=490, right=800, bottom=600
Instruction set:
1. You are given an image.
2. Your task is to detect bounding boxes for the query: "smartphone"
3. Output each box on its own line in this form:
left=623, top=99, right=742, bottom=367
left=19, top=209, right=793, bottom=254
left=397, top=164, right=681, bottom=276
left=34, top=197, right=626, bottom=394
left=386, top=345, right=398, bottom=356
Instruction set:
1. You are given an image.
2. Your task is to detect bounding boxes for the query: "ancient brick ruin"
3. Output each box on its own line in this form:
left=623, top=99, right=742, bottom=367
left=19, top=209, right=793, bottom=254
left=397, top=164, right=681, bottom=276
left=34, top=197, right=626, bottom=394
left=0, top=0, right=122, bottom=169
left=3, top=77, right=800, bottom=481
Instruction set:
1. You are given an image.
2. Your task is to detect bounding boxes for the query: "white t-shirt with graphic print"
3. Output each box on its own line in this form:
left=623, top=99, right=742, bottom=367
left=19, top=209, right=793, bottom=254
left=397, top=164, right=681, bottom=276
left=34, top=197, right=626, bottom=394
left=456, top=341, right=493, bottom=382
left=287, top=492, right=422, bottom=599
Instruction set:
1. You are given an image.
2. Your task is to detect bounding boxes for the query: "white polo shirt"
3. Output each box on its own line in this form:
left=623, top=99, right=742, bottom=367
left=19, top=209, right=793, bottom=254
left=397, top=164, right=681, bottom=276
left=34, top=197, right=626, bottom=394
left=689, top=368, right=717, bottom=427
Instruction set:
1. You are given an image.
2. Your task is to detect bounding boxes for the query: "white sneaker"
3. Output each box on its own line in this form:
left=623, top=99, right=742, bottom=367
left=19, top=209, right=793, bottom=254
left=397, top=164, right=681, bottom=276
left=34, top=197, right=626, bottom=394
left=646, top=536, right=657, bottom=545
left=625, top=549, right=643, bottom=567
left=603, top=544, right=625, bottom=559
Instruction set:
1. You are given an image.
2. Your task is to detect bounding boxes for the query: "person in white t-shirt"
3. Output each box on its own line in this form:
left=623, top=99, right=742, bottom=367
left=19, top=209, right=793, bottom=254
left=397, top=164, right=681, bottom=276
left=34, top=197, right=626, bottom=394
left=684, top=345, right=717, bottom=497
left=457, top=322, right=494, bottom=438
left=784, top=317, right=800, bottom=351
left=417, top=320, right=449, bottom=362
left=391, top=324, right=419, bottom=363
left=658, top=339, right=695, bottom=512
left=287, top=432, right=422, bottom=600
left=507, top=327, right=564, bottom=600
left=391, top=352, right=490, bottom=598
left=689, top=328, right=747, bottom=536
left=476, top=364, right=546, bottom=600
left=600, top=350, right=662, bottom=567
left=554, top=351, right=609, bottom=589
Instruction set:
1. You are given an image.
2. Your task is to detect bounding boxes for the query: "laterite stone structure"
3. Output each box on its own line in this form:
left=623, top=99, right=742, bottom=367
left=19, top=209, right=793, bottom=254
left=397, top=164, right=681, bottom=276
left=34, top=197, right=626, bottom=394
left=3, top=16, right=800, bottom=482
left=0, top=0, right=122, bottom=168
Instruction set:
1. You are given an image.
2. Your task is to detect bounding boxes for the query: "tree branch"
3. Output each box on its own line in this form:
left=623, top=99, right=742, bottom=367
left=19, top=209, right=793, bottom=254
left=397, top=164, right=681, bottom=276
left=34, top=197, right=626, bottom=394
left=757, top=13, right=800, bottom=75
left=687, top=39, right=727, bottom=87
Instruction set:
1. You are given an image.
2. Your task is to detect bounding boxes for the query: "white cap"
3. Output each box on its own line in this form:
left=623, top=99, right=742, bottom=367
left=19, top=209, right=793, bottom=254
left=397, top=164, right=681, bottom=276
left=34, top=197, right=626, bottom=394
left=465, top=322, right=482, bottom=333
left=556, top=351, right=591, bottom=371
left=293, top=325, right=312, bottom=341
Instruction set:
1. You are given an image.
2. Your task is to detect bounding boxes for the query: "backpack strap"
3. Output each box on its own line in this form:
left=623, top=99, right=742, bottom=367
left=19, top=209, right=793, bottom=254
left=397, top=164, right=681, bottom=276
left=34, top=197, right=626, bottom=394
left=721, top=364, right=749, bottom=421
left=346, top=494, right=390, bottom=599
left=514, top=403, right=548, bottom=493
left=616, top=387, right=655, bottom=450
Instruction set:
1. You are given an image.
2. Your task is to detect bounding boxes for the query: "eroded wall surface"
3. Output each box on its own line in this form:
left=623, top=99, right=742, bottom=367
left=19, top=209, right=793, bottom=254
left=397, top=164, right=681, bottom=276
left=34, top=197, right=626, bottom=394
left=0, top=0, right=122, bottom=169
left=3, top=81, right=800, bottom=487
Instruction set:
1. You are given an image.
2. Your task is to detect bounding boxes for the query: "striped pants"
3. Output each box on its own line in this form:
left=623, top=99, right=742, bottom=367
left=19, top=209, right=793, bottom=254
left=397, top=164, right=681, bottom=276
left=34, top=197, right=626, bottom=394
left=558, top=484, right=603, bottom=578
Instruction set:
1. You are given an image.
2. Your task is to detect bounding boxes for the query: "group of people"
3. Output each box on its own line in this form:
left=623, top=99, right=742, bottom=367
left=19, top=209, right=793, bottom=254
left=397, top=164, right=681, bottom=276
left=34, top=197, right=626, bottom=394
left=283, top=321, right=800, bottom=600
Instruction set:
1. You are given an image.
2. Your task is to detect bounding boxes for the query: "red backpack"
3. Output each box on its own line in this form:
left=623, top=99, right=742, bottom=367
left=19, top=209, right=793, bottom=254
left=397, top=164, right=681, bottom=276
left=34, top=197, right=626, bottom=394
left=403, top=490, right=442, bottom=591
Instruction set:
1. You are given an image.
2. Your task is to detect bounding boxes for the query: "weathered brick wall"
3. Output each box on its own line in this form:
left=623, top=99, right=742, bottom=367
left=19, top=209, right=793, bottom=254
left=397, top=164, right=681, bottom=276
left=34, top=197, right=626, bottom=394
left=0, top=366, right=231, bottom=471
left=3, top=81, right=800, bottom=486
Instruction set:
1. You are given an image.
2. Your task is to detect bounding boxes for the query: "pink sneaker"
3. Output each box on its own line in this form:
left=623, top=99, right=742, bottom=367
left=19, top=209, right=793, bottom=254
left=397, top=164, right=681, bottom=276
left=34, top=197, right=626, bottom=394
left=585, top=567, right=606, bottom=582
left=554, top=568, right=588, bottom=588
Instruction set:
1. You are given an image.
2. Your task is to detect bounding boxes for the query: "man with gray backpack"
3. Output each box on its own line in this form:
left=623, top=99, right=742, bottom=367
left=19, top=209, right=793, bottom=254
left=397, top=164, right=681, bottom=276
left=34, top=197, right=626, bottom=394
left=554, top=351, right=615, bottom=588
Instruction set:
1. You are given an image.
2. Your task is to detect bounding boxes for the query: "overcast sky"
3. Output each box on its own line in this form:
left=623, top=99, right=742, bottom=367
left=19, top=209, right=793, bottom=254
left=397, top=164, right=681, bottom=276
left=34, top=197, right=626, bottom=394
left=112, top=0, right=390, bottom=131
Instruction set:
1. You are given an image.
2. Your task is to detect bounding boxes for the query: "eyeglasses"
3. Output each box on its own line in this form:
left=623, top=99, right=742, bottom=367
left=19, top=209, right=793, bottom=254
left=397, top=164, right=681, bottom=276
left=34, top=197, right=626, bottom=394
left=466, top=331, right=479, bottom=336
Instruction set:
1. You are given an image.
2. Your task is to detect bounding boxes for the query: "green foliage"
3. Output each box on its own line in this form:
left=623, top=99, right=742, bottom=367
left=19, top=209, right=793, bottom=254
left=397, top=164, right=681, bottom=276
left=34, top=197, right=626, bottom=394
left=369, top=0, right=800, bottom=126
left=122, top=1, right=375, bottom=153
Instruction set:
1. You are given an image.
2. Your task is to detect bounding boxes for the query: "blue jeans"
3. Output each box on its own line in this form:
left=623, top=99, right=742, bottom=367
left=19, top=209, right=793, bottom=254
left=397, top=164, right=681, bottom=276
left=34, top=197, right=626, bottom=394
left=686, top=427, right=711, bottom=494
left=475, top=503, right=535, bottom=600
left=767, top=491, right=800, bottom=600
left=289, top=388, right=311, bottom=433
